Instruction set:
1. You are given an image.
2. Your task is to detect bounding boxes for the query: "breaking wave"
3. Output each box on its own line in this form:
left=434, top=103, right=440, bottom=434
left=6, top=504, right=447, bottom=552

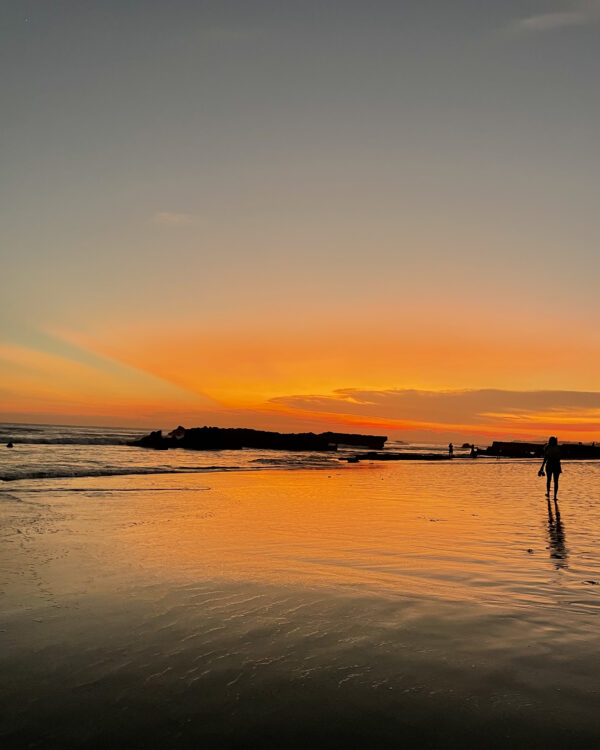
left=0, top=466, right=248, bottom=482
left=0, top=423, right=144, bottom=446
left=4, top=437, right=132, bottom=446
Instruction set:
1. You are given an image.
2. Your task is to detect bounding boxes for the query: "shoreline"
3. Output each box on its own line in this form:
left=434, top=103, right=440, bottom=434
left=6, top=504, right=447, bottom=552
left=4, top=451, right=600, bottom=486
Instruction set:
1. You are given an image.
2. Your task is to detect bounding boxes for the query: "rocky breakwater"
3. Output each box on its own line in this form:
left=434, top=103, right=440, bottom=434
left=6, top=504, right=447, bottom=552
left=482, top=441, right=600, bottom=459
left=346, top=452, right=451, bottom=463
left=130, top=426, right=387, bottom=452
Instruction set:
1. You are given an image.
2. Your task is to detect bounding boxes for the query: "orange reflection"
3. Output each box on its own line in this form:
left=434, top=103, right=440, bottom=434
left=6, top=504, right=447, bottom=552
left=75, top=464, right=563, bottom=604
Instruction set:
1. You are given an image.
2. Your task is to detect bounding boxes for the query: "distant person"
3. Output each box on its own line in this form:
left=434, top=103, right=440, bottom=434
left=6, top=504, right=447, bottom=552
left=448, top=442, right=454, bottom=456
left=539, top=436, right=561, bottom=500
left=6, top=441, right=13, bottom=448
left=469, top=444, right=477, bottom=458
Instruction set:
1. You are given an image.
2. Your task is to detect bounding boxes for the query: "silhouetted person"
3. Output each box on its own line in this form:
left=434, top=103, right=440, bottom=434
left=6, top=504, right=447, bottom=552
left=6, top=442, right=13, bottom=448
left=448, top=442, right=453, bottom=456
left=469, top=444, right=477, bottom=458
left=539, top=436, right=561, bottom=500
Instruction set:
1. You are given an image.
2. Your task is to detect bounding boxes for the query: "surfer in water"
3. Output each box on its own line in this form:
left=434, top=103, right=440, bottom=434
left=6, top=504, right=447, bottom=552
left=539, top=436, right=561, bottom=500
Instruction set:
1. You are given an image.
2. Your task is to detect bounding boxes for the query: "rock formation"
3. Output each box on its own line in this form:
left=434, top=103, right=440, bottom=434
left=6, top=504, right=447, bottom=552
left=482, top=441, right=600, bottom=459
left=131, top=426, right=387, bottom=452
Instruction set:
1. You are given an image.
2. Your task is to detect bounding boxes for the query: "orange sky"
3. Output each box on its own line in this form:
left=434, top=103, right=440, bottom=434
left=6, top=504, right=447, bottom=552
left=3, top=3, right=600, bottom=442
left=3, top=318, right=600, bottom=442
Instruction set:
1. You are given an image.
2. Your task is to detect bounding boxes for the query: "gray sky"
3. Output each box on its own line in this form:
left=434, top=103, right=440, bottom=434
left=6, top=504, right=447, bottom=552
left=2, top=1, right=600, bottom=432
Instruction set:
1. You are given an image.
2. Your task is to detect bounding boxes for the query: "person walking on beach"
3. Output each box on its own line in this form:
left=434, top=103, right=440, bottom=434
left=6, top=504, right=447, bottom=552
left=448, top=442, right=454, bottom=457
left=539, top=436, right=561, bottom=500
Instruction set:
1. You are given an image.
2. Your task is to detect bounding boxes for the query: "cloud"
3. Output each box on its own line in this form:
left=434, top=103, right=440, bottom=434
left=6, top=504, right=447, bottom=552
left=515, top=2, right=600, bottom=32
left=153, top=211, right=195, bottom=227
left=270, top=388, right=600, bottom=438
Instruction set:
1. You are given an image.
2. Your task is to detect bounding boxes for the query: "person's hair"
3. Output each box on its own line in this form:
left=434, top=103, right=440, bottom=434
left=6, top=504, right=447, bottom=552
left=548, top=436, right=558, bottom=446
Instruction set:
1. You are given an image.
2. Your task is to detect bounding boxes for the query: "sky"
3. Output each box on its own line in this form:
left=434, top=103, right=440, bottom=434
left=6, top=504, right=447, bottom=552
left=2, top=0, right=600, bottom=441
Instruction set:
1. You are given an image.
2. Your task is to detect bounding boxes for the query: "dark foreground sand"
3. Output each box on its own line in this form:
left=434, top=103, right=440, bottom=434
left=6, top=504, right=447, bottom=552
left=2, top=463, right=600, bottom=747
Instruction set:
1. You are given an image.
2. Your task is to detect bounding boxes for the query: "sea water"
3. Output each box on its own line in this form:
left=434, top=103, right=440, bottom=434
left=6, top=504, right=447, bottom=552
left=0, top=423, right=470, bottom=483
left=2, top=425, right=600, bottom=747
left=0, top=422, right=357, bottom=482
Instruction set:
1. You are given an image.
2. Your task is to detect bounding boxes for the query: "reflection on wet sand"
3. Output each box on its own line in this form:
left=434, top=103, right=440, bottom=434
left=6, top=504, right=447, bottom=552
left=4, top=463, right=600, bottom=748
left=547, top=497, right=568, bottom=569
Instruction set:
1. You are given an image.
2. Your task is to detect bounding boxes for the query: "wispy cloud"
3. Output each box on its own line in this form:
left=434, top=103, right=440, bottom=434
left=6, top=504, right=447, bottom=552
left=270, top=388, right=600, bottom=439
left=153, top=211, right=195, bottom=227
left=515, top=2, right=600, bottom=32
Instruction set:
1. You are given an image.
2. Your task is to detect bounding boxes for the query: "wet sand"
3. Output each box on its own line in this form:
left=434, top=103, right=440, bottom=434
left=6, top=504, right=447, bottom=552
left=2, top=462, right=600, bottom=747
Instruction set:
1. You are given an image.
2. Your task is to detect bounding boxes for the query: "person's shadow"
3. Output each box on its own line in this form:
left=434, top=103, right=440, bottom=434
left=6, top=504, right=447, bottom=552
left=547, top=497, right=568, bottom=569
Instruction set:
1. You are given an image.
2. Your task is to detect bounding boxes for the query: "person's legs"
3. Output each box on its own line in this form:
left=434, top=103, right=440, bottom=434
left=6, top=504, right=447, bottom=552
left=553, top=472, right=559, bottom=500
left=546, top=472, right=551, bottom=497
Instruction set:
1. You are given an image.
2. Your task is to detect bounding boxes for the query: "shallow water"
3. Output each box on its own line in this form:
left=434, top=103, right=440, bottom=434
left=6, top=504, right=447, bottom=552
left=0, top=439, right=339, bottom=481
left=0, top=421, right=455, bottom=481
left=2, top=462, right=600, bottom=747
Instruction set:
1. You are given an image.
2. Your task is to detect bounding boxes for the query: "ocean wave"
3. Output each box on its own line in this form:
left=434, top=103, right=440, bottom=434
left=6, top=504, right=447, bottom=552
left=0, top=466, right=249, bottom=482
left=0, top=425, right=46, bottom=433
left=1, top=437, right=132, bottom=445
left=249, top=456, right=335, bottom=466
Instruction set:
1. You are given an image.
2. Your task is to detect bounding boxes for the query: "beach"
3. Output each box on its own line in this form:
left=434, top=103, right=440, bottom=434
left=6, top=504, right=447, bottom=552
left=3, top=454, right=600, bottom=747
left=5, top=1, right=600, bottom=745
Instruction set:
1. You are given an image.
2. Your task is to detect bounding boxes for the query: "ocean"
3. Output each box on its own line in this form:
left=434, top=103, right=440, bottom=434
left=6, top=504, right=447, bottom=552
left=0, top=422, right=343, bottom=481
left=0, top=422, right=462, bottom=483
left=2, top=423, right=600, bottom=747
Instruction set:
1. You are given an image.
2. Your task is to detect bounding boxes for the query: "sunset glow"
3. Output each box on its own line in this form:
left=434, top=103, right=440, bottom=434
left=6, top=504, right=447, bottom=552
left=2, top=2, right=600, bottom=443
left=4, top=6, right=600, bottom=748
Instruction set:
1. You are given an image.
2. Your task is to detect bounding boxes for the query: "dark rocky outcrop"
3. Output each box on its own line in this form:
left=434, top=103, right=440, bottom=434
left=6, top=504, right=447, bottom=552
left=130, top=426, right=387, bottom=452
left=482, top=441, right=600, bottom=459
left=317, top=432, right=386, bottom=450
left=347, top=452, right=451, bottom=462
left=134, top=430, right=170, bottom=450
